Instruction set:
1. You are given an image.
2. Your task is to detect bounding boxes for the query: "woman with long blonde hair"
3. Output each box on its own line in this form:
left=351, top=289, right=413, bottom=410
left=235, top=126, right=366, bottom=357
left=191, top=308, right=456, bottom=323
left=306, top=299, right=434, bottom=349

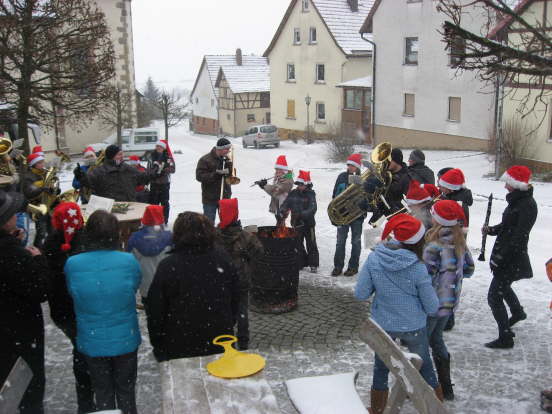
left=423, top=200, right=474, bottom=401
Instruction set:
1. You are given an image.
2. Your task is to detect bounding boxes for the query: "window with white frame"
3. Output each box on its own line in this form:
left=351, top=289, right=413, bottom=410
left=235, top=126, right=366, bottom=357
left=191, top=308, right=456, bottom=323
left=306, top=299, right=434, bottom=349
left=404, top=93, right=415, bottom=116
left=316, top=64, right=325, bottom=83
left=309, top=27, right=317, bottom=44
left=287, top=64, right=296, bottom=81
left=316, top=102, right=326, bottom=121
left=449, top=36, right=466, bottom=67
left=302, top=0, right=309, bottom=11
left=448, top=97, right=461, bottom=122
left=405, top=37, right=419, bottom=65
left=293, top=28, right=301, bottom=44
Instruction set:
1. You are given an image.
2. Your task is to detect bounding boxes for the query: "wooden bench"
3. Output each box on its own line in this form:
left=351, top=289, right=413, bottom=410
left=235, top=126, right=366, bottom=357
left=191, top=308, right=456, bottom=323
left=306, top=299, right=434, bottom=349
left=160, top=355, right=281, bottom=414
left=359, top=319, right=450, bottom=414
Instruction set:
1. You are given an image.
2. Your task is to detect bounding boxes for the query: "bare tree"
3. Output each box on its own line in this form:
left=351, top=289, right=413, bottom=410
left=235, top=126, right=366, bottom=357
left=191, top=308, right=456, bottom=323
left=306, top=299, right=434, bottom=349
left=156, top=89, right=188, bottom=141
left=0, top=0, right=115, bottom=152
left=99, top=84, right=133, bottom=147
left=437, top=0, right=552, bottom=122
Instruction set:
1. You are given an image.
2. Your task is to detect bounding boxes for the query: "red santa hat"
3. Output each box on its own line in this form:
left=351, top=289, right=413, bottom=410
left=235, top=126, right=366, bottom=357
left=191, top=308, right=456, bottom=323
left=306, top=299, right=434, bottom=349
left=51, top=202, right=84, bottom=252
left=275, top=155, right=289, bottom=170
left=295, top=170, right=311, bottom=185
left=431, top=200, right=467, bottom=227
left=405, top=180, right=431, bottom=205
left=438, top=168, right=465, bottom=191
left=141, top=205, right=165, bottom=227
left=127, top=155, right=141, bottom=165
left=500, top=165, right=531, bottom=191
left=218, top=198, right=239, bottom=230
left=346, top=153, right=362, bottom=170
left=32, top=146, right=44, bottom=156
left=83, top=146, right=96, bottom=158
left=421, top=183, right=441, bottom=199
left=381, top=213, right=425, bottom=245
left=27, top=152, right=45, bottom=167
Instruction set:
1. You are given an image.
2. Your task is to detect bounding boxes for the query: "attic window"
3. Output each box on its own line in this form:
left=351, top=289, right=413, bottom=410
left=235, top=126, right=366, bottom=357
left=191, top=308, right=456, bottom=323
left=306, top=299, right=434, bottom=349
left=294, top=28, right=301, bottom=45
left=309, top=27, right=317, bottom=44
left=302, top=0, right=309, bottom=12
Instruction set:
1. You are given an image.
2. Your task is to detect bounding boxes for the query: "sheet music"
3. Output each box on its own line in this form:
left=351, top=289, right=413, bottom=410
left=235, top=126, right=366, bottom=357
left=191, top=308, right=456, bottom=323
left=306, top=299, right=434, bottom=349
left=85, top=195, right=114, bottom=218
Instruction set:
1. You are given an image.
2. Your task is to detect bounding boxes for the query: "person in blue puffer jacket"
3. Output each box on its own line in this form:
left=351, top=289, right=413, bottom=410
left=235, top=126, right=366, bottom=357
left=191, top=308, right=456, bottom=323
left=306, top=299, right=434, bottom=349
left=65, top=210, right=141, bottom=414
left=355, top=214, right=440, bottom=414
left=127, top=205, right=172, bottom=310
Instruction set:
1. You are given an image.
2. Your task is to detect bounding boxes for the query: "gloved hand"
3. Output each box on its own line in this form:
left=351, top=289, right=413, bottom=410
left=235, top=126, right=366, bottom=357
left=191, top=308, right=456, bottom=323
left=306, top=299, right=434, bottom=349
left=216, top=168, right=230, bottom=176
left=348, top=175, right=362, bottom=185
left=73, top=164, right=83, bottom=180
left=481, top=226, right=490, bottom=235
left=257, top=178, right=267, bottom=188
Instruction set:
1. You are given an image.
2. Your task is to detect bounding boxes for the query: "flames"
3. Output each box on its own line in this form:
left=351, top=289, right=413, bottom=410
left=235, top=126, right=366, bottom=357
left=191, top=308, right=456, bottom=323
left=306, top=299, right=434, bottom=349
left=272, top=224, right=294, bottom=239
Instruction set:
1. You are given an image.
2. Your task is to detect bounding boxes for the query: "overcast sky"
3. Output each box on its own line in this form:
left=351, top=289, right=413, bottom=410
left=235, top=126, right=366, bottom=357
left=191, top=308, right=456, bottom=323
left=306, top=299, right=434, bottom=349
left=131, top=0, right=289, bottom=92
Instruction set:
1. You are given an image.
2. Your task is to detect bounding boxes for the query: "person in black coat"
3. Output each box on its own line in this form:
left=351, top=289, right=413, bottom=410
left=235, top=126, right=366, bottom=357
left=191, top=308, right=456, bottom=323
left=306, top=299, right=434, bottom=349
left=407, top=149, right=435, bottom=185
left=148, top=140, right=175, bottom=224
left=280, top=170, right=319, bottom=273
left=0, top=191, right=51, bottom=414
left=482, top=166, right=538, bottom=349
left=146, top=212, right=239, bottom=362
left=43, top=202, right=95, bottom=414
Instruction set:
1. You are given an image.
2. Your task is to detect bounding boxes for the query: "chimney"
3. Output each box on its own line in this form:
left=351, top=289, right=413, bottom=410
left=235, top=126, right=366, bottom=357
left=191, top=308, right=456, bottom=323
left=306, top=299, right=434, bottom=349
left=236, top=48, right=243, bottom=66
left=347, top=0, right=358, bottom=12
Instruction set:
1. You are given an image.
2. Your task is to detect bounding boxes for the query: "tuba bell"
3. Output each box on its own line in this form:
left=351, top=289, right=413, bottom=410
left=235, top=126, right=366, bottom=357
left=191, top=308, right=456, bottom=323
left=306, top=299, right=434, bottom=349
left=327, top=142, right=393, bottom=226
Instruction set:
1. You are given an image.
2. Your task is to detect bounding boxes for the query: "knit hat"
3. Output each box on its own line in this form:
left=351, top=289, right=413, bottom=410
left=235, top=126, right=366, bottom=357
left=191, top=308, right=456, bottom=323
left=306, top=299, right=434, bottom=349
left=216, top=137, right=232, bottom=150
left=0, top=191, right=23, bottom=227
left=83, top=146, right=96, bottom=158
left=218, top=198, right=239, bottom=229
left=346, top=153, right=362, bottom=169
left=32, top=146, right=44, bottom=156
left=27, top=153, right=45, bottom=167
left=275, top=155, right=289, bottom=170
left=409, top=149, right=425, bottom=164
left=127, top=155, right=140, bottom=165
left=405, top=180, right=431, bottom=205
left=500, top=165, right=531, bottom=191
left=438, top=168, right=465, bottom=191
left=295, top=170, right=311, bottom=185
left=141, top=205, right=165, bottom=227
left=105, top=144, right=121, bottom=160
left=391, top=148, right=403, bottom=165
left=381, top=213, right=425, bottom=245
left=431, top=200, right=466, bottom=227
left=51, top=202, right=84, bottom=252
left=420, top=183, right=440, bottom=199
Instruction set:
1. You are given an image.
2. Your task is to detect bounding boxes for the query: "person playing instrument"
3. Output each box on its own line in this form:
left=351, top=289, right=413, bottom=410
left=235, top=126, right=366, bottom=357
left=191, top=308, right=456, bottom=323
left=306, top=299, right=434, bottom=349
left=148, top=140, right=175, bottom=224
left=407, top=149, right=435, bottom=185
left=0, top=135, right=18, bottom=192
left=331, top=153, right=365, bottom=277
left=423, top=200, right=474, bottom=401
left=72, top=146, right=97, bottom=204
left=280, top=170, right=319, bottom=273
left=405, top=180, right=434, bottom=229
left=127, top=155, right=149, bottom=203
left=437, top=168, right=472, bottom=228
left=195, top=138, right=233, bottom=223
left=482, top=165, right=537, bottom=349
left=256, top=155, right=294, bottom=225
left=86, top=144, right=155, bottom=202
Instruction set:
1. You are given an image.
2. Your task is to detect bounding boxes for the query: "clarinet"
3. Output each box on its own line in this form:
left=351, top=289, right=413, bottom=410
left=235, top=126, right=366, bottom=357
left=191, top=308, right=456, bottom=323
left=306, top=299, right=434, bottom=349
left=478, top=193, right=493, bottom=262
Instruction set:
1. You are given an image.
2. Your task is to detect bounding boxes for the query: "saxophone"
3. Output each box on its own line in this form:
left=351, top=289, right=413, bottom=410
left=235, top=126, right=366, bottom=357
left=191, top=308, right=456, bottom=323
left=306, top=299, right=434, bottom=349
left=327, top=142, right=393, bottom=226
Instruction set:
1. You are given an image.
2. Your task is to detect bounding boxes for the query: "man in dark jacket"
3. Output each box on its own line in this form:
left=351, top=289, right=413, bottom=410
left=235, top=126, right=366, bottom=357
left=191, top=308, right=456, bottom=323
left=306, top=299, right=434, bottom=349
left=408, top=149, right=435, bottom=184
left=85, top=145, right=154, bottom=202
left=331, top=153, right=365, bottom=277
left=483, top=165, right=537, bottom=349
left=195, top=138, right=233, bottom=223
left=148, top=140, right=175, bottom=224
left=216, top=198, right=264, bottom=350
left=0, top=191, right=51, bottom=414
left=281, top=170, right=319, bottom=273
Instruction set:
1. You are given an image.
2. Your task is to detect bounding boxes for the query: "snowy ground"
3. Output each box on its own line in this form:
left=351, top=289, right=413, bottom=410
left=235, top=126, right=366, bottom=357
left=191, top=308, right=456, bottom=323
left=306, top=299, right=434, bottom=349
left=44, top=123, right=552, bottom=413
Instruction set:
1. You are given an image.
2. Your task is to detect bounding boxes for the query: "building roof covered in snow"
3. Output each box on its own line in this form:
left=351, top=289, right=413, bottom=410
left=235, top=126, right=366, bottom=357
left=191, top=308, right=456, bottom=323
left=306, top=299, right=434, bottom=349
left=264, top=0, right=374, bottom=57
left=336, top=76, right=372, bottom=88
left=215, top=61, right=270, bottom=94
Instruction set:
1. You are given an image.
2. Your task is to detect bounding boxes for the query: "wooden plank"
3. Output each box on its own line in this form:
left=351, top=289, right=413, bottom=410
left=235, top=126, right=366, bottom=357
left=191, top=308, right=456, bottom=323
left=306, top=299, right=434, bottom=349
left=0, top=358, right=33, bottom=414
left=359, top=319, right=449, bottom=414
left=160, top=358, right=210, bottom=414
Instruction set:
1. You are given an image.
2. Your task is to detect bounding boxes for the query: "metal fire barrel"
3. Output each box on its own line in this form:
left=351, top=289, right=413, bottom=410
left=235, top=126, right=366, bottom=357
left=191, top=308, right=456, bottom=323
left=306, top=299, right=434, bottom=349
left=251, top=226, right=300, bottom=314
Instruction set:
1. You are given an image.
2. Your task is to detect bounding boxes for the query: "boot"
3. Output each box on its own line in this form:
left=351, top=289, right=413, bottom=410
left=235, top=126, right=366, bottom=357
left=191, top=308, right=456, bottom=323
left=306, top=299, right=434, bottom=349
left=343, top=268, right=358, bottom=277
left=433, top=355, right=454, bottom=400
left=331, top=268, right=342, bottom=277
left=484, top=331, right=514, bottom=349
left=434, top=385, right=444, bottom=402
left=369, top=389, right=388, bottom=414
left=508, top=309, right=527, bottom=327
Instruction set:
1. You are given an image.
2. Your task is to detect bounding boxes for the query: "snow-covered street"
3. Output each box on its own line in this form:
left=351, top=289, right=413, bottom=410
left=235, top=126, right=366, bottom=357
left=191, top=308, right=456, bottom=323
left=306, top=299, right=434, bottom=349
left=45, top=124, right=552, bottom=413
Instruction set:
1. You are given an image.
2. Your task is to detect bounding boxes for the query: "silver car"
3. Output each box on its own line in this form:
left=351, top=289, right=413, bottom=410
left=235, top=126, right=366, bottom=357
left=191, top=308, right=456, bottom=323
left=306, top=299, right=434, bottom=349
left=242, top=124, right=280, bottom=149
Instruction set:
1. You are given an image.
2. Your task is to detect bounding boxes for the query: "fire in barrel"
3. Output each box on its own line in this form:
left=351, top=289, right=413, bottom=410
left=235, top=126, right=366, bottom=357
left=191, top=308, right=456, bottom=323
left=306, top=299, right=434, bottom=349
left=251, top=225, right=300, bottom=314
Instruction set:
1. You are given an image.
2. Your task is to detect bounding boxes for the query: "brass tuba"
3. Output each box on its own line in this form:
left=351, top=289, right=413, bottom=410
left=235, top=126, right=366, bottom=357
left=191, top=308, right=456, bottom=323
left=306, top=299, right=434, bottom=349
left=0, top=137, right=16, bottom=185
left=327, top=142, right=393, bottom=226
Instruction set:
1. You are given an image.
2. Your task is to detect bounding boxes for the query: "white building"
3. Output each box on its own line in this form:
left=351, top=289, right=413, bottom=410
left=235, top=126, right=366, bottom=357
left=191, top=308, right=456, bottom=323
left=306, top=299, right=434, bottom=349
left=360, top=0, right=494, bottom=150
left=190, top=51, right=269, bottom=136
left=264, top=0, right=374, bottom=141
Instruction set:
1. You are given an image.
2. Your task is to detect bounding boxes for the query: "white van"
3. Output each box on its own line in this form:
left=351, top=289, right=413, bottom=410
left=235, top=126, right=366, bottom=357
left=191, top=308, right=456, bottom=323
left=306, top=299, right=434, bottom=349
left=89, top=128, right=161, bottom=158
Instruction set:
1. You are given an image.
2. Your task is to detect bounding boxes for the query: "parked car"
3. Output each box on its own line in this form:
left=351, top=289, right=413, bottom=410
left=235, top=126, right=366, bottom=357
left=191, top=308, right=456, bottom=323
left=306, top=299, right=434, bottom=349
left=242, top=125, right=279, bottom=149
left=89, top=128, right=161, bottom=159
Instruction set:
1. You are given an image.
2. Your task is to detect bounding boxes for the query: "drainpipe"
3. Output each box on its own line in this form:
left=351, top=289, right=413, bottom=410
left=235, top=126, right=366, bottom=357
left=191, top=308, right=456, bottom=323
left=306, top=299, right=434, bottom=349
left=361, top=33, right=376, bottom=146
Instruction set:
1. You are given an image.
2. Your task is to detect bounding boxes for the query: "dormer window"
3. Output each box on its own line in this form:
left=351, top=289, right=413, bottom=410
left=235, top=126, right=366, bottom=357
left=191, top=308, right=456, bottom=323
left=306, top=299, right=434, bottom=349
left=302, top=0, right=309, bottom=12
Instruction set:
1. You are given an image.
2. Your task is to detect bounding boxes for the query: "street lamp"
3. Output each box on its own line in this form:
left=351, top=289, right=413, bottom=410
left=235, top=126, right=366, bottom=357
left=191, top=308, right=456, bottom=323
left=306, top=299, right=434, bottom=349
left=305, top=94, right=312, bottom=144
